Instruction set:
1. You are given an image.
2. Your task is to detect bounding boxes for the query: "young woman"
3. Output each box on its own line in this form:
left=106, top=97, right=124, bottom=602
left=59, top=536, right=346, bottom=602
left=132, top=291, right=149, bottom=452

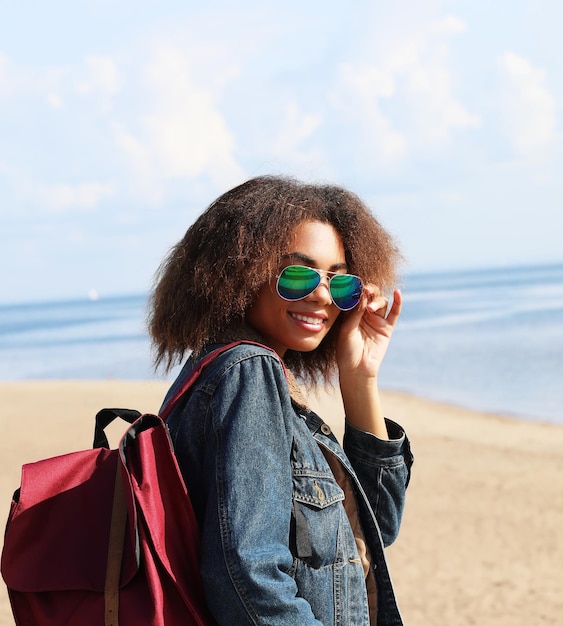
left=148, top=175, right=413, bottom=626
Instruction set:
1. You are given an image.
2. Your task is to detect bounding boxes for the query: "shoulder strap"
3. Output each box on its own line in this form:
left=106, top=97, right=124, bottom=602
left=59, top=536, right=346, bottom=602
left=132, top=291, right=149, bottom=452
left=103, top=340, right=278, bottom=624
left=104, top=460, right=127, bottom=626
left=159, top=341, right=274, bottom=421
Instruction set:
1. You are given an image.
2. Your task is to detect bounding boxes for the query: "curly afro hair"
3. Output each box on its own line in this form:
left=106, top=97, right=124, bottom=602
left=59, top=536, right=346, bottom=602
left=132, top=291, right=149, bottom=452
left=148, top=175, right=402, bottom=385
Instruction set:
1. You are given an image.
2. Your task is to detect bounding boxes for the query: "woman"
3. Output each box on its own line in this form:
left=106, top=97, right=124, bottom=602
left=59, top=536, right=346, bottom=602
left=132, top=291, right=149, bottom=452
left=148, top=175, right=413, bottom=626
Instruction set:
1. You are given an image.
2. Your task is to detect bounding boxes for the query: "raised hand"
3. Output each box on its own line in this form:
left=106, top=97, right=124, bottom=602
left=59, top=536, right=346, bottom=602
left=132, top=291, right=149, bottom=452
left=336, top=287, right=402, bottom=379
left=335, top=287, right=402, bottom=439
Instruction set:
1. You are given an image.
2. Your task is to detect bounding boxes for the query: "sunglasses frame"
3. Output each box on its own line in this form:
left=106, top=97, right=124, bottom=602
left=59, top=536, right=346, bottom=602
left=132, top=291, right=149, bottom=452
left=276, top=265, right=364, bottom=311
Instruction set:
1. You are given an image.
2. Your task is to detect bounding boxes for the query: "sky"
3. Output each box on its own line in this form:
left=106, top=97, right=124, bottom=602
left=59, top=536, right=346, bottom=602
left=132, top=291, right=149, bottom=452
left=1, top=0, right=562, bottom=304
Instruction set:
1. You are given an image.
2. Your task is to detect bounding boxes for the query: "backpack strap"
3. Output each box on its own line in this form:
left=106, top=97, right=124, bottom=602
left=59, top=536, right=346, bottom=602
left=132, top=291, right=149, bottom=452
left=159, top=341, right=275, bottom=421
left=94, top=409, right=142, bottom=449
left=102, top=340, right=277, bottom=624
left=104, top=459, right=128, bottom=626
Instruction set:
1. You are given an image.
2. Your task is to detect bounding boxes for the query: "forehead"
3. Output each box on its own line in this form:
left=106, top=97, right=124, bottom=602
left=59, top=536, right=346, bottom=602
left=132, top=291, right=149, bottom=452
left=288, top=221, right=345, bottom=266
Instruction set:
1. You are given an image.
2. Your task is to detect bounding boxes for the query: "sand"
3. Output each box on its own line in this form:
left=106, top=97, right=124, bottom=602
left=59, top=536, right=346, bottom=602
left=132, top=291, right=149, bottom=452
left=1, top=381, right=562, bottom=625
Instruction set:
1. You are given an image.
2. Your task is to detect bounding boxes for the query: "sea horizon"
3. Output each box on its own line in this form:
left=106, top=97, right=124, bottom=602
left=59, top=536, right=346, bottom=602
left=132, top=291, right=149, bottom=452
left=1, top=261, right=562, bottom=425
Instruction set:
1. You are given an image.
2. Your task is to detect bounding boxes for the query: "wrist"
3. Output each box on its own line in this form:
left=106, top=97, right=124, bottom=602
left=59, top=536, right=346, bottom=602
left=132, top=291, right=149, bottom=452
left=339, top=371, right=380, bottom=392
left=339, top=376, right=388, bottom=440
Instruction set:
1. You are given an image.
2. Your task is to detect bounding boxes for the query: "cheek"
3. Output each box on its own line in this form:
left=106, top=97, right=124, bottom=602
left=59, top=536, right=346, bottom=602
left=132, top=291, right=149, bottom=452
left=324, top=308, right=341, bottom=333
left=246, top=286, right=282, bottom=326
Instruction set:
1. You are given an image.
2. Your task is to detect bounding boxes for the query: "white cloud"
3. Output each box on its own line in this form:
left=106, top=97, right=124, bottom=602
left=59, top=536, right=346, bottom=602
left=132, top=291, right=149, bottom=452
left=0, top=161, right=35, bottom=214
left=272, top=102, right=323, bottom=161
left=433, top=14, right=466, bottom=35
left=392, top=15, right=480, bottom=144
left=0, top=51, right=67, bottom=104
left=46, top=92, right=64, bottom=109
left=0, top=48, right=118, bottom=116
left=113, top=122, right=165, bottom=203
left=76, top=55, right=120, bottom=95
left=115, top=45, right=245, bottom=196
left=332, top=14, right=479, bottom=163
left=1, top=161, right=117, bottom=216
left=335, top=63, right=407, bottom=163
left=497, top=52, right=556, bottom=160
left=37, top=182, right=116, bottom=213
left=406, top=64, right=480, bottom=144
left=74, top=55, right=120, bottom=115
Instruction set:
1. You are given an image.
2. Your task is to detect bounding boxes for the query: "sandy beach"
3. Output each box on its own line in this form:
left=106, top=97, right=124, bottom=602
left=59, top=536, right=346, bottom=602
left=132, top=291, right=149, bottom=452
left=1, top=381, right=562, bottom=625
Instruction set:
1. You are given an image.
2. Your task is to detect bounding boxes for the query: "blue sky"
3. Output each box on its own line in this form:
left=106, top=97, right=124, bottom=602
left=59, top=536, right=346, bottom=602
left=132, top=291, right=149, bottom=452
left=1, top=0, right=562, bottom=304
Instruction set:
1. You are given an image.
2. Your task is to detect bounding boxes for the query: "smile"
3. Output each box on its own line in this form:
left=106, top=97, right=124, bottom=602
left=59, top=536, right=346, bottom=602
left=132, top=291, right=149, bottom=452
left=289, top=313, right=325, bottom=327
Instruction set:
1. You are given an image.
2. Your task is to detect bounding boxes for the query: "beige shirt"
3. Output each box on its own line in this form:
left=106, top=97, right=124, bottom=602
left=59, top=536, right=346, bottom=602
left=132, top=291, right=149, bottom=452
left=321, top=447, right=378, bottom=624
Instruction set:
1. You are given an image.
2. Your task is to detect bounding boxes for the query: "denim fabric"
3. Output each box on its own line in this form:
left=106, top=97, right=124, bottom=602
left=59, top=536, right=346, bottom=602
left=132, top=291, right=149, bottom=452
left=163, top=343, right=413, bottom=626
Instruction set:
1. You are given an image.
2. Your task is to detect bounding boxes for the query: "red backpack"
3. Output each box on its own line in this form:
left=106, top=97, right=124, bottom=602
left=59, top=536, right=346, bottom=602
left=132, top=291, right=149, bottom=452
left=0, top=344, right=244, bottom=626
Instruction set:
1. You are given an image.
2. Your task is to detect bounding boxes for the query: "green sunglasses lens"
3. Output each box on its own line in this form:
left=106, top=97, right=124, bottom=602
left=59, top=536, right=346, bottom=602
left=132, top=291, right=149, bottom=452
left=329, top=274, right=363, bottom=310
left=277, top=265, right=363, bottom=310
left=277, top=266, right=320, bottom=300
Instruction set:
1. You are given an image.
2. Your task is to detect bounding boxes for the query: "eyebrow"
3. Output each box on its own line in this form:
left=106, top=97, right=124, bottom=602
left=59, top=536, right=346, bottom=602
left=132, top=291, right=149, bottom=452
left=284, top=252, right=348, bottom=272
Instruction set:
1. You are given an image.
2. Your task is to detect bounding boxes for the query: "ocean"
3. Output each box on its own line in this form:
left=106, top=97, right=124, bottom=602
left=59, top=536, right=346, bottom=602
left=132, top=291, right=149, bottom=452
left=1, top=263, right=562, bottom=424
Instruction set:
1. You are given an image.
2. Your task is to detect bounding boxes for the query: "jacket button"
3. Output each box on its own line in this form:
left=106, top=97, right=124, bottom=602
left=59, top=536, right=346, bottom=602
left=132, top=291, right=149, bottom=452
left=320, top=424, right=332, bottom=435
left=314, top=480, right=325, bottom=501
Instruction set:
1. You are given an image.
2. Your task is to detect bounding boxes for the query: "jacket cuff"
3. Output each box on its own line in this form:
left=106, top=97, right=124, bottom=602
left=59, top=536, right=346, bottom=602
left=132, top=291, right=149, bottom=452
left=344, top=418, right=413, bottom=463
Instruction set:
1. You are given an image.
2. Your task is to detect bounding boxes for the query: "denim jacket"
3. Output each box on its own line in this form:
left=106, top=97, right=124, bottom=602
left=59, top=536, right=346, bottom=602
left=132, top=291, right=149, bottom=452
left=163, top=342, right=413, bottom=626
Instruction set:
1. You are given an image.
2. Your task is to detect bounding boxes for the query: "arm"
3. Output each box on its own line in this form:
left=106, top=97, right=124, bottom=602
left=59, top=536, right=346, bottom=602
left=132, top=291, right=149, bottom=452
left=200, top=352, right=324, bottom=626
left=337, top=288, right=402, bottom=438
left=343, top=419, right=413, bottom=545
left=336, top=288, right=413, bottom=544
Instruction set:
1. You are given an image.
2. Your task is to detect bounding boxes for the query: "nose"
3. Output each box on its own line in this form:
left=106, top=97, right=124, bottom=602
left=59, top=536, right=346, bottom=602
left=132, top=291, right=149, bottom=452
left=306, top=275, right=333, bottom=305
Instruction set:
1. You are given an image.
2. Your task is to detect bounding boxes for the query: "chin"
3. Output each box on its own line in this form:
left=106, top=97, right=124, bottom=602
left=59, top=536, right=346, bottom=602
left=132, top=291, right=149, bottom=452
left=289, top=337, right=326, bottom=353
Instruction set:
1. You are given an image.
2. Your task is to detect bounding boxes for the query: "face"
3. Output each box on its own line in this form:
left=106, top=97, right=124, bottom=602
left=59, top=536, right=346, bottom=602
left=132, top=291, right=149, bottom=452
left=246, top=220, right=347, bottom=357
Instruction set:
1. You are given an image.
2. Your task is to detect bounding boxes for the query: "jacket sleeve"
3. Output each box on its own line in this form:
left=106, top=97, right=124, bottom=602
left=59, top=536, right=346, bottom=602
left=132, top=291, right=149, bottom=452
left=198, top=352, right=325, bottom=626
left=343, top=418, right=414, bottom=546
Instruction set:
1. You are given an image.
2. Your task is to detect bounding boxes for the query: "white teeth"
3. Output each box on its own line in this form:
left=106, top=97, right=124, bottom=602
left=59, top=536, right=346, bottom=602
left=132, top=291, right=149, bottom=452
left=291, top=313, right=324, bottom=326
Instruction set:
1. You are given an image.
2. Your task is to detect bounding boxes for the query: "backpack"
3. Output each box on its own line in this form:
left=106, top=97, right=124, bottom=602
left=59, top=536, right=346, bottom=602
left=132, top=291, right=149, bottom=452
left=0, top=343, right=244, bottom=626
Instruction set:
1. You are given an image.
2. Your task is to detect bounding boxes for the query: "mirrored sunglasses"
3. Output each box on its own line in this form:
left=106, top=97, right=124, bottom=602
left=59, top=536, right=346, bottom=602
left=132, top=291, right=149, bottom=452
left=276, top=265, right=363, bottom=311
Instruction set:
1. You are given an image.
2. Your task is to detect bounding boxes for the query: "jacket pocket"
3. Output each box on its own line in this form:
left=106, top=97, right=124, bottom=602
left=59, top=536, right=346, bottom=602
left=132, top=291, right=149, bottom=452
left=291, top=471, right=345, bottom=568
